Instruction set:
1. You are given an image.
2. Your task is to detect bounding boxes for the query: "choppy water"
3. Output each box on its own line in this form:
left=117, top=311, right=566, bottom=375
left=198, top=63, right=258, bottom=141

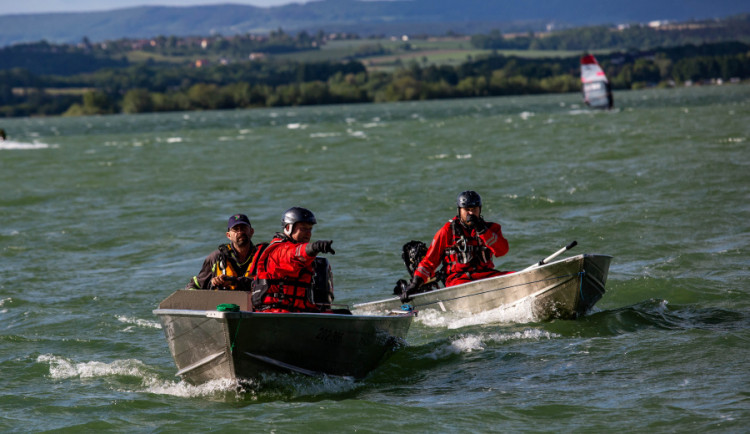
left=1, top=85, right=749, bottom=431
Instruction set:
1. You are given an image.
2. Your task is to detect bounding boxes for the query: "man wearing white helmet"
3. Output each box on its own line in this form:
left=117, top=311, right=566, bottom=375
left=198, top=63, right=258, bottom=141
left=252, top=207, right=336, bottom=312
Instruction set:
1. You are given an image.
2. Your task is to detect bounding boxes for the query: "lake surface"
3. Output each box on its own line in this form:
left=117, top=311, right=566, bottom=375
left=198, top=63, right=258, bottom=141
left=1, top=85, right=749, bottom=431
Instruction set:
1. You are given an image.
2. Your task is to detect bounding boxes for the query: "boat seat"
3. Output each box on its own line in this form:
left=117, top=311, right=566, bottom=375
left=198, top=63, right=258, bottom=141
left=158, top=290, right=251, bottom=311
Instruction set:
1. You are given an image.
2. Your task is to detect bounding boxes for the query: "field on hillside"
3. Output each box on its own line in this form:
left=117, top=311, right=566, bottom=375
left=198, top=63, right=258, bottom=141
left=273, top=37, right=594, bottom=71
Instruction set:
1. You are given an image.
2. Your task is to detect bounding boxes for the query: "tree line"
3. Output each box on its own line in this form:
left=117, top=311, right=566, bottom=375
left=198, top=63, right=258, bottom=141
left=1, top=41, right=749, bottom=117
left=471, top=14, right=750, bottom=51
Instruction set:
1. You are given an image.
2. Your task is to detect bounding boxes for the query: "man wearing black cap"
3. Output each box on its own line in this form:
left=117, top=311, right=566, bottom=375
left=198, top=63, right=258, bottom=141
left=186, top=213, right=262, bottom=290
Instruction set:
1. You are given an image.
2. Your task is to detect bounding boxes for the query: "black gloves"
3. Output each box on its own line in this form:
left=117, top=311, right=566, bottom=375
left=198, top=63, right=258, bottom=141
left=306, top=240, right=335, bottom=256
left=400, top=276, right=423, bottom=303
left=467, top=214, right=488, bottom=234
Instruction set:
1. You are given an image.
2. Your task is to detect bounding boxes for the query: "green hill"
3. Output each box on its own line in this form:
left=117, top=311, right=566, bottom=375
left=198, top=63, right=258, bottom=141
left=1, top=0, right=748, bottom=46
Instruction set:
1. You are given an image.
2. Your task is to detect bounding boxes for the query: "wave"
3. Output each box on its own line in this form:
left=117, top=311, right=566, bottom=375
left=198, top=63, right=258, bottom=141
left=309, top=132, right=342, bottom=138
left=427, top=153, right=473, bottom=160
left=424, top=328, right=559, bottom=359
left=35, top=354, right=359, bottom=401
left=38, top=354, right=150, bottom=380
left=115, top=315, right=162, bottom=330
left=0, top=141, right=56, bottom=150
left=416, top=297, right=538, bottom=329
left=572, top=299, right=750, bottom=336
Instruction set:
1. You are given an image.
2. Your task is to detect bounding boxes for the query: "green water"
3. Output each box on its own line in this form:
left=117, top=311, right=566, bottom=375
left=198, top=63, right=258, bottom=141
left=1, top=85, right=749, bottom=431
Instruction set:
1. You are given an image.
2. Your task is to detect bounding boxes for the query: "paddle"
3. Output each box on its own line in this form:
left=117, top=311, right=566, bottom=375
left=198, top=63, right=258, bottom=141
left=522, top=240, right=577, bottom=271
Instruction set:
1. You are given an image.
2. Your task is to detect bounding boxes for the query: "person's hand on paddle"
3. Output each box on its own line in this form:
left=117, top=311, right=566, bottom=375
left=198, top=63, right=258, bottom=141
left=306, top=240, right=335, bottom=256
left=467, top=214, right=488, bottom=234
left=400, top=276, right=423, bottom=303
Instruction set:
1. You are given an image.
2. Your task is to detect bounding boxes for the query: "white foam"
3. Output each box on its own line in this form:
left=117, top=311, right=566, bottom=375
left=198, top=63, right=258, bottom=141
left=260, top=372, right=358, bottom=398
left=530, top=195, right=555, bottom=203
left=0, top=141, right=55, bottom=150
left=144, top=377, right=247, bottom=399
left=287, top=123, right=307, bottom=130
left=37, top=354, right=247, bottom=398
left=484, top=328, right=559, bottom=343
left=415, top=296, right=538, bottom=329
left=309, top=132, right=341, bottom=138
left=567, top=109, right=589, bottom=115
left=116, top=315, right=162, bottom=329
left=36, top=354, right=359, bottom=400
left=455, top=154, right=472, bottom=159
left=0, top=297, right=10, bottom=307
left=447, top=334, right=486, bottom=353
left=165, top=137, right=183, bottom=143
left=38, top=354, right=149, bottom=379
left=425, top=329, right=558, bottom=359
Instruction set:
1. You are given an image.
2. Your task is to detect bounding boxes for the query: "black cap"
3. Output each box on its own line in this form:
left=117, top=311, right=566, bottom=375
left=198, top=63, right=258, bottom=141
left=227, top=214, right=251, bottom=231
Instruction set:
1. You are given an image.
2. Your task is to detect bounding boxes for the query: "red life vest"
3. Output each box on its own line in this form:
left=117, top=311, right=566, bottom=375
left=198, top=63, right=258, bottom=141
left=251, top=235, right=319, bottom=312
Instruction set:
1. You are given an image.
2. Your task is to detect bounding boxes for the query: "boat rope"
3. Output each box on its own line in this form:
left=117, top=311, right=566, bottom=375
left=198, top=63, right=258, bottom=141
left=578, top=270, right=586, bottom=302
left=231, top=318, right=242, bottom=353
left=414, top=272, right=581, bottom=310
left=215, top=304, right=242, bottom=352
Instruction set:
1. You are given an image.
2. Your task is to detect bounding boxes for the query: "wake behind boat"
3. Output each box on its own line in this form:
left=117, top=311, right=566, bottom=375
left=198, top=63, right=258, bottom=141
left=154, top=290, right=414, bottom=385
left=353, top=253, right=612, bottom=321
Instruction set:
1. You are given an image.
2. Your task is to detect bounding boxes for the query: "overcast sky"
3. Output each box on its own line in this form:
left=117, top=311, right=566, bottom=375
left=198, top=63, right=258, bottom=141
left=0, top=0, right=311, bottom=15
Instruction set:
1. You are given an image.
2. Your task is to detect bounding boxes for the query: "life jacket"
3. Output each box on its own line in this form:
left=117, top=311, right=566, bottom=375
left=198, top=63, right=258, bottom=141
left=442, top=218, right=494, bottom=279
left=214, top=243, right=267, bottom=290
left=251, top=235, right=319, bottom=312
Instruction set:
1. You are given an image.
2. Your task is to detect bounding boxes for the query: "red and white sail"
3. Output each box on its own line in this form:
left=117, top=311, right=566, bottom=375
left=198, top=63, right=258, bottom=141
left=580, top=54, right=612, bottom=109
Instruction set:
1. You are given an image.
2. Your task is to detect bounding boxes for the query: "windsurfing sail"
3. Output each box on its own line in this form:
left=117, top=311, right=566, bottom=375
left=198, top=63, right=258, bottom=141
left=580, top=54, right=613, bottom=109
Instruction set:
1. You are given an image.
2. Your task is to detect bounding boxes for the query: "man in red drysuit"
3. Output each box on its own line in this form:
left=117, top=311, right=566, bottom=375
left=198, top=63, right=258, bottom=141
left=251, top=207, right=335, bottom=312
left=401, top=190, right=510, bottom=302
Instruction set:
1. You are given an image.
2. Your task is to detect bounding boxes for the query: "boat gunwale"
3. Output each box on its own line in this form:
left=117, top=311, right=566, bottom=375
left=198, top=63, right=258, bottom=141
left=353, top=253, right=612, bottom=309
left=153, top=308, right=416, bottom=321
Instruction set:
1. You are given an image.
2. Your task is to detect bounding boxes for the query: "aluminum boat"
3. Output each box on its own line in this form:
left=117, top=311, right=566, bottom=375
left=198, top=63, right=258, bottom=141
left=353, top=254, right=612, bottom=321
left=154, top=290, right=415, bottom=384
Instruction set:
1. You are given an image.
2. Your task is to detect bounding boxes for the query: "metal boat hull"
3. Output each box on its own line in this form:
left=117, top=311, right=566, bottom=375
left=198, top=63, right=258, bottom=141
left=353, top=254, right=612, bottom=321
left=154, top=290, right=414, bottom=385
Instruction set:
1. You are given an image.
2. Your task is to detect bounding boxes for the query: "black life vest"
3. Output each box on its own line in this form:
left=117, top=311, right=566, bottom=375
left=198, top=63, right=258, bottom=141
left=442, top=218, right=493, bottom=276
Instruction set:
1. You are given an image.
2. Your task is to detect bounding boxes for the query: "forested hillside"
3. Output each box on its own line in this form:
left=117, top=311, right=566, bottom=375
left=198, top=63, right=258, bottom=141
left=2, top=40, right=748, bottom=118
left=1, top=0, right=748, bottom=46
